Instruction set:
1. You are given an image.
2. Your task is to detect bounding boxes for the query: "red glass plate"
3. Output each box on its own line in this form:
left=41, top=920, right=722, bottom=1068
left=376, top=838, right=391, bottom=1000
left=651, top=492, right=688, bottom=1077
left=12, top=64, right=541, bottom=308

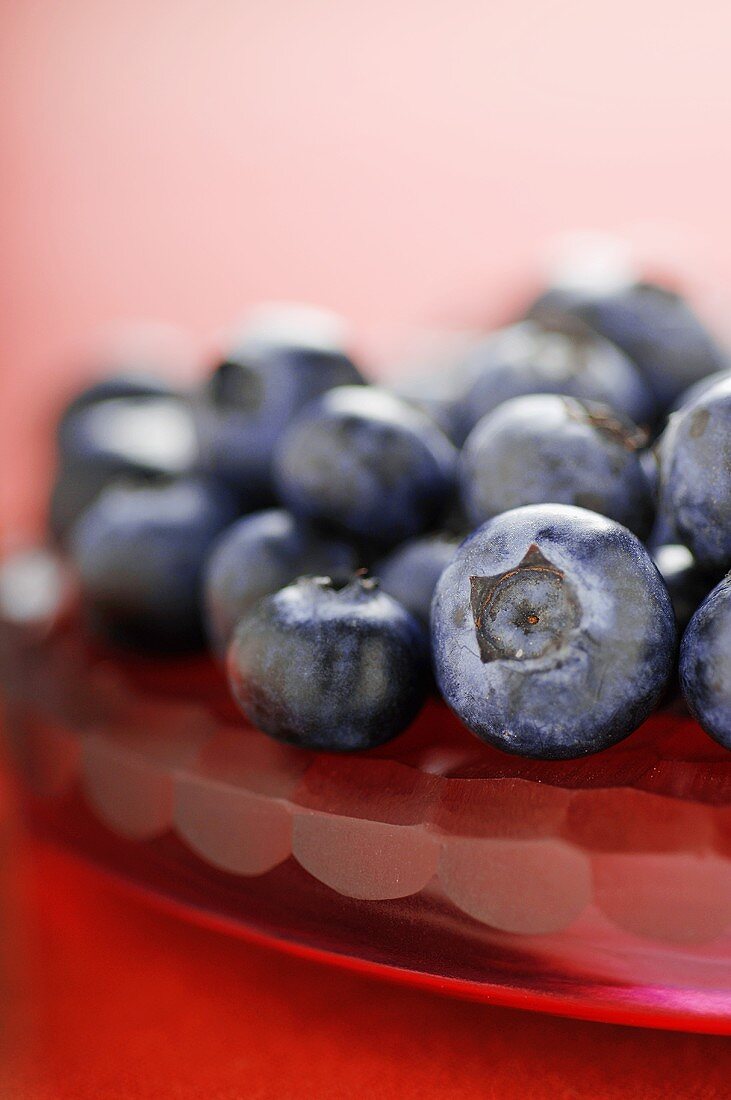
left=2, top=555, right=731, bottom=1034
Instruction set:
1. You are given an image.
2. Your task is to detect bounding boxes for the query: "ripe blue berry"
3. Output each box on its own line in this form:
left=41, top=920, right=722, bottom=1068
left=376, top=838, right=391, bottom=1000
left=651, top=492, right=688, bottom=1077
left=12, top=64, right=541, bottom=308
left=195, top=319, right=364, bottom=501
left=680, top=574, right=731, bottom=749
left=56, top=372, right=177, bottom=436
left=375, top=533, right=461, bottom=627
left=51, top=394, right=199, bottom=542
left=71, top=477, right=238, bottom=652
left=431, top=504, right=676, bottom=759
left=274, top=387, right=458, bottom=546
left=228, top=575, right=428, bottom=751
left=529, top=281, right=726, bottom=414
left=670, top=368, right=731, bottom=413
left=459, top=395, right=653, bottom=537
left=457, top=319, right=654, bottom=439
left=203, top=508, right=359, bottom=654
left=657, top=375, right=731, bottom=573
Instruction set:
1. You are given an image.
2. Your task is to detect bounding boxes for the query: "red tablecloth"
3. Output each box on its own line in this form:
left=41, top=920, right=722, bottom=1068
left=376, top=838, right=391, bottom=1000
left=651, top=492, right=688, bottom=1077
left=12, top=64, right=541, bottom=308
left=3, top=3, right=731, bottom=1095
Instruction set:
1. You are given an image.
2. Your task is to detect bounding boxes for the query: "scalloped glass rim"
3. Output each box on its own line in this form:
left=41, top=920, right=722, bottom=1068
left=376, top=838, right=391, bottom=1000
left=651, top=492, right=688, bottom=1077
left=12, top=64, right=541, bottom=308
left=3, top=619, right=731, bottom=1034
left=34, top=833, right=731, bottom=1035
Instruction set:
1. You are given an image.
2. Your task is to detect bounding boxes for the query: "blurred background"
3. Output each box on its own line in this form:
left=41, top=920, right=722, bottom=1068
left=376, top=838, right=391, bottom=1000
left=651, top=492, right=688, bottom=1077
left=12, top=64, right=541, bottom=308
left=2, top=0, right=731, bottom=526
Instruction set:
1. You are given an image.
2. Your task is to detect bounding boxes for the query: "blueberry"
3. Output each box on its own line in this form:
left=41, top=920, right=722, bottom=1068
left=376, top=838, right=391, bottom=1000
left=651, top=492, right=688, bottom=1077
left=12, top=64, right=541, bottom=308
left=228, top=575, right=428, bottom=751
left=669, top=368, right=731, bottom=413
left=203, top=508, right=359, bottom=654
left=375, top=533, right=461, bottom=627
left=195, top=314, right=365, bottom=500
left=640, top=443, right=685, bottom=549
left=657, top=375, right=731, bottom=573
left=680, top=574, right=731, bottom=749
left=645, top=503, right=678, bottom=552
left=50, top=394, right=200, bottom=542
left=456, top=319, right=655, bottom=439
left=459, top=395, right=654, bottom=538
left=70, top=477, right=238, bottom=652
left=653, top=544, right=716, bottom=633
left=56, top=372, right=176, bottom=437
left=431, top=504, right=676, bottom=759
left=274, top=386, right=458, bottom=546
left=529, top=281, right=727, bottom=414
left=639, top=445, right=659, bottom=499
left=58, top=394, right=199, bottom=471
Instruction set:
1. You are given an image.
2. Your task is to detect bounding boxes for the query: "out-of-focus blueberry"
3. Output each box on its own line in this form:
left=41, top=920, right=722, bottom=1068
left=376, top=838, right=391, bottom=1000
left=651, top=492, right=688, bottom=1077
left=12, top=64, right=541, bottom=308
left=56, top=372, right=177, bottom=438
left=459, top=395, right=654, bottom=538
left=57, top=395, right=199, bottom=472
left=641, top=444, right=684, bottom=549
left=456, top=318, right=655, bottom=439
left=639, top=446, right=659, bottom=500
left=375, top=533, right=461, bottom=627
left=657, top=375, right=731, bottom=573
left=228, top=575, right=428, bottom=751
left=195, top=311, right=365, bottom=500
left=645, top=504, right=678, bottom=551
left=50, top=395, right=200, bottom=543
left=70, top=477, right=238, bottom=653
left=274, top=386, right=458, bottom=547
left=203, top=508, right=360, bottom=655
left=680, top=574, right=731, bottom=749
left=431, top=504, right=676, bottom=759
left=529, top=281, right=727, bottom=414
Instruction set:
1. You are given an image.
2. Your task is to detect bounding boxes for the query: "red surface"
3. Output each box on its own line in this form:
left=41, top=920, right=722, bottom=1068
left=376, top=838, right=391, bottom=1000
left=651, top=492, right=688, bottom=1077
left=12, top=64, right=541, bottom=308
left=3, top=2, right=731, bottom=1095
left=4, top=830, right=731, bottom=1099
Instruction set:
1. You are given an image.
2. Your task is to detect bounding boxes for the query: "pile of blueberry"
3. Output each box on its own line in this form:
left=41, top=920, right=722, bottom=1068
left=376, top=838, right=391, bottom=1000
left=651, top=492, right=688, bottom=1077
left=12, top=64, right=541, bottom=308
left=49, top=280, right=731, bottom=760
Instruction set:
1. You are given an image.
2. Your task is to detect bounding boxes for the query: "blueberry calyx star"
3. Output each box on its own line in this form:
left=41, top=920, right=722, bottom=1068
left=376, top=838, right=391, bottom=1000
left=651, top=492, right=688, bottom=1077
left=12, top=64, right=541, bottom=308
left=469, top=543, right=580, bottom=663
